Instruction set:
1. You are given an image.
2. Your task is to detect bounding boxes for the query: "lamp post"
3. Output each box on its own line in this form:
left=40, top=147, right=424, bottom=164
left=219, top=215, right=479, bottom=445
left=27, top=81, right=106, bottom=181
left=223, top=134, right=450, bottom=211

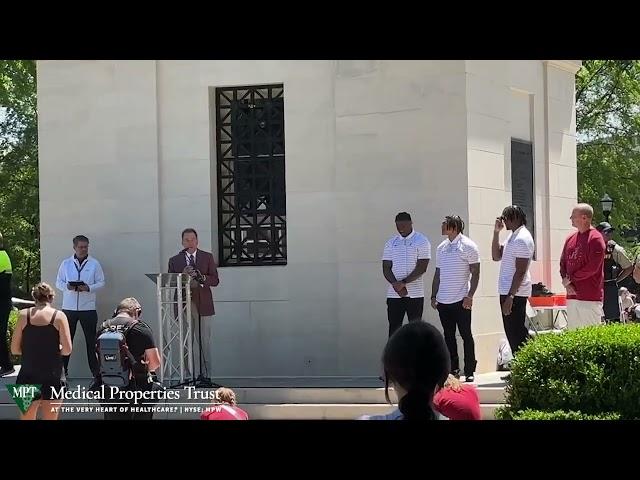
left=601, top=193, right=614, bottom=224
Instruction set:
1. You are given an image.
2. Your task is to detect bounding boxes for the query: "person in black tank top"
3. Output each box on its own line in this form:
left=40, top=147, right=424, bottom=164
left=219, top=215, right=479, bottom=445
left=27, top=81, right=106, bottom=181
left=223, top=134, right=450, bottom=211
left=10, top=283, right=72, bottom=420
left=17, top=308, right=66, bottom=392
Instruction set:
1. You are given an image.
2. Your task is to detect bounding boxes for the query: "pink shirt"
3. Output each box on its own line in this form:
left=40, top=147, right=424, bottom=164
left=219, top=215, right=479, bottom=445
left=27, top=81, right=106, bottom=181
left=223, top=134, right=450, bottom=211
left=200, top=404, right=249, bottom=420
left=433, top=384, right=481, bottom=420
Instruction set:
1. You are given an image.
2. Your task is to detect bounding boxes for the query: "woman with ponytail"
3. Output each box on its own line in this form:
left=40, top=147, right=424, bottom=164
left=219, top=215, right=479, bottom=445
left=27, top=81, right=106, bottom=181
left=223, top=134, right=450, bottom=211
left=10, top=282, right=72, bottom=420
left=360, top=321, right=450, bottom=420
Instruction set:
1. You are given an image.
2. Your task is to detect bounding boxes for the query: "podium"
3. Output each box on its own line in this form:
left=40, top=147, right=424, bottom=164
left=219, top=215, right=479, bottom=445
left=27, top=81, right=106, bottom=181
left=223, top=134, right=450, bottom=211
left=145, top=273, right=194, bottom=384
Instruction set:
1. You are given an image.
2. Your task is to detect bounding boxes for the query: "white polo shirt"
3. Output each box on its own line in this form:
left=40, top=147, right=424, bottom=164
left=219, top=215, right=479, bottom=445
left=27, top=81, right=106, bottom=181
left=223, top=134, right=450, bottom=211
left=435, top=234, right=480, bottom=304
left=498, top=226, right=535, bottom=297
left=382, top=230, right=431, bottom=299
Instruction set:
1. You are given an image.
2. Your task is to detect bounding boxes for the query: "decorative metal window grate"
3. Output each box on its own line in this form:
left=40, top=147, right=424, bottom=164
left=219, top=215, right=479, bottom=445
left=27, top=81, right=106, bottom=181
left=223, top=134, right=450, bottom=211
left=511, top=138, right=536, bottom=259
left=215, top=84, right=286, bottom=266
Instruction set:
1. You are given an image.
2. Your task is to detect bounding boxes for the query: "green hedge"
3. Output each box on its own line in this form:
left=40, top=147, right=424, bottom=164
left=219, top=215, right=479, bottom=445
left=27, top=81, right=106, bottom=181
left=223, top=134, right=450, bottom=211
left=499, top=324, right=640, bottom=420
left=496, top=409, right=620, bottom=420
left=8, top=309, right=18, bottom=338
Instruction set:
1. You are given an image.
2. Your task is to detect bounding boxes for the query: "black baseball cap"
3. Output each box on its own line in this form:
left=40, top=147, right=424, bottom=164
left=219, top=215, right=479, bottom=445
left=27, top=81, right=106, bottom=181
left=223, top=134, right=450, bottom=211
left=596, top=222, right=614, bottom=233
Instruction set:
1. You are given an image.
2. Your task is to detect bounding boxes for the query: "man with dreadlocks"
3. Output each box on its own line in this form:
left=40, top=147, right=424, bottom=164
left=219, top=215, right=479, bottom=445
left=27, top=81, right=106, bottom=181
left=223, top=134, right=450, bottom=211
left=431, top=215, right=480, bottom=382
left=492, top=205, right=535, bottom=356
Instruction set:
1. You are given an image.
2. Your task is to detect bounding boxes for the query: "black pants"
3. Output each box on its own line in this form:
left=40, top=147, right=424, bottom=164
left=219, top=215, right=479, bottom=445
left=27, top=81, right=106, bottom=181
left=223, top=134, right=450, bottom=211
left=437, top=301, right=476, bottom=376
left=387, top=297, right=424, bottom=338
left=500, top=295, right=529, bottom=356
left=0, top=303, right=12, bottom=369
left=63, top=310, right=99, bottom=376
left=603, top=282, right=621, bottom=322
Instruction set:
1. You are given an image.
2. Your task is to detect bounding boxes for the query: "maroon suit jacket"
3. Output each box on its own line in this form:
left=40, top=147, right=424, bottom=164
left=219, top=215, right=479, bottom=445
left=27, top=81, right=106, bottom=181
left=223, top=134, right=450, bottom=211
left=168, top=249, right=220, bottom=316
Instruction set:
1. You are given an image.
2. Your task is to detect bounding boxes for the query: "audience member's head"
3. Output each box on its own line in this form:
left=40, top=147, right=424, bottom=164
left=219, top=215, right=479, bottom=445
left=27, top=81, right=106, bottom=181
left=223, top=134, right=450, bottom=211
left=216, top=387, right=237, bottom=406
left=382, top=321, right=450, bottom=420
left=31, top=282, right=55, bottom=304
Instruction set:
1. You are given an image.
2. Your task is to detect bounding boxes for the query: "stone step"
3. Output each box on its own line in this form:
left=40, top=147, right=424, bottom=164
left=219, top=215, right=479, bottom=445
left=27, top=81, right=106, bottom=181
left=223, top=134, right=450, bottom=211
left=228, top=386, right=506, bottom=405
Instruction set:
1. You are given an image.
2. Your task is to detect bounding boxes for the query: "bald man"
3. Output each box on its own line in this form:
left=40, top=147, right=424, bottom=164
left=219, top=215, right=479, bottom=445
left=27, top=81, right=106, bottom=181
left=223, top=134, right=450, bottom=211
left=560, top=204, right=606, bottom=329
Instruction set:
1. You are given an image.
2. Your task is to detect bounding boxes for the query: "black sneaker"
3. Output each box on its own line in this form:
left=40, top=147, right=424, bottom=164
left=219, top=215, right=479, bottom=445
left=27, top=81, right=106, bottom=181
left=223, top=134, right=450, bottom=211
left=451, top=369, right=461, bottom=379
left=531, top=282, right=553, bottom=297
left=465, top=374, right=475, bottom=383
left=0, top=366, right=15, bottom=377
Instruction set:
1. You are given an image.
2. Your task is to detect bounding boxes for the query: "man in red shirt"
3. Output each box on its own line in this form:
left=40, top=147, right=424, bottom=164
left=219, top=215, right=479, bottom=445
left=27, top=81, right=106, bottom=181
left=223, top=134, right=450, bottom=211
left=433, top=375, right=481, bottom=420
left=200, top=387, right=249, bottom=420
left=560, top=204, right=606, bottom=329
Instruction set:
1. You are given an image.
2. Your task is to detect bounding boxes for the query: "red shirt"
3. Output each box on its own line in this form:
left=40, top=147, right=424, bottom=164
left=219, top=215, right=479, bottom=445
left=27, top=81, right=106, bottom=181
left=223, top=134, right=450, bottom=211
left=433, top=385, right=481, bottom=420
left=200, top=404, right=249, bottom=420
left=560, top=228, right=605, bottom=301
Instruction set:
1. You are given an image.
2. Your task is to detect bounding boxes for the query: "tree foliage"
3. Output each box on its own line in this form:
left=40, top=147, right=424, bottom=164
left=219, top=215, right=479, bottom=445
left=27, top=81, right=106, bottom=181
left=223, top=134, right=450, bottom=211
left=0, top=60, right=39, bottom=296
left=576, top=60, right=640, bottom=251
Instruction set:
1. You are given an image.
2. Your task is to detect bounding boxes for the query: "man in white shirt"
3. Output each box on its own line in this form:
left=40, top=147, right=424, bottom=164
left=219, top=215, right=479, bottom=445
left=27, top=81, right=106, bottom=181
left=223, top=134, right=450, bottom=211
left=55, top=235, right=106, bottom=377
left=491, top=205, right=535, bottom=356
left=382, top=212, right=431, bottom=338
left=431, top=215, right=480, bottom=382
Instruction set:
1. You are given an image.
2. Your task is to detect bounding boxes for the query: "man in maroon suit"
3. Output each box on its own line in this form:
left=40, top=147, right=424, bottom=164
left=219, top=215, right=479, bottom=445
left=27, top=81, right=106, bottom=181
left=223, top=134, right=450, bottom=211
left=168, top=228, right=220, bottom=378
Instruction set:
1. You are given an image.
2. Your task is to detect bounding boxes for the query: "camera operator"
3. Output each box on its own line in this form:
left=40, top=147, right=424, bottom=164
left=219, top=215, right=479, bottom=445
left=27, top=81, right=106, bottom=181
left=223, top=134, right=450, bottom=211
left=97, top=297, right=161, bottom=420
